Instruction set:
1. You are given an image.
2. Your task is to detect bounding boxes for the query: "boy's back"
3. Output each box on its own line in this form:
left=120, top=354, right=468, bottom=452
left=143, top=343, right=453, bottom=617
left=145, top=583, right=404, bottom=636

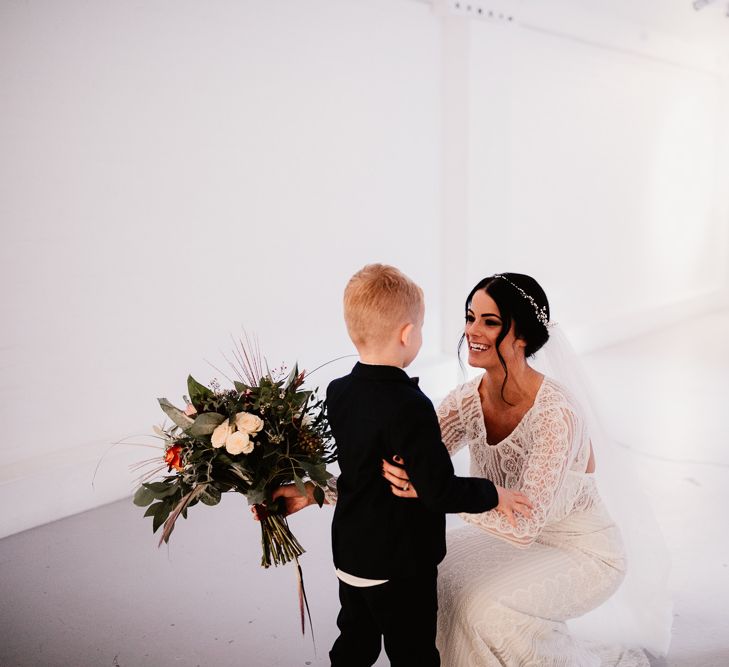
left=328, top=361, right=497, bottom=580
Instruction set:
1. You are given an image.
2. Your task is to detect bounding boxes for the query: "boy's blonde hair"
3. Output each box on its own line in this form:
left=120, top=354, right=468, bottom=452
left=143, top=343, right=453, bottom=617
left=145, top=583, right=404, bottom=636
left=343, top=264, right=424, bottom=348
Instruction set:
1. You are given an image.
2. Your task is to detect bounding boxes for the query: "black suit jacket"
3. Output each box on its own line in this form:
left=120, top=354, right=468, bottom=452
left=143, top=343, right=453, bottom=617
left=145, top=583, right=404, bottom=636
left=327, top=362, right=498, bottom=579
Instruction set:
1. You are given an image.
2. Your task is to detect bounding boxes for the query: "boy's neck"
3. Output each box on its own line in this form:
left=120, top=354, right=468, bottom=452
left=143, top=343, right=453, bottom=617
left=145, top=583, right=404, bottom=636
left=358, top=352, right=407, bottom=369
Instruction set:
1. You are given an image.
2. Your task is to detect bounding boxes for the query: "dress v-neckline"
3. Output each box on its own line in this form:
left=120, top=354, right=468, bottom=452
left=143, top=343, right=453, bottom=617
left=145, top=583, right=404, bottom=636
left=472, top=375, right=547, bottom=448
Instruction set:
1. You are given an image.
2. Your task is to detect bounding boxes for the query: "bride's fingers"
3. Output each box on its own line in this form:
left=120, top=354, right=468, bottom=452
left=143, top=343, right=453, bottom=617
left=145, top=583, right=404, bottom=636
left=382, top=458, right=408, bottom=475
left=382, top=468, right=403, bottom=487
left=516, top=506, right=532, bottom=519
left=502, top=506, right=517, bottom=528
left=382, top=459, right=409, bottom=482
left=390, top=483, right=417, bottom=498
left=515, top=492, right=533, bottom=508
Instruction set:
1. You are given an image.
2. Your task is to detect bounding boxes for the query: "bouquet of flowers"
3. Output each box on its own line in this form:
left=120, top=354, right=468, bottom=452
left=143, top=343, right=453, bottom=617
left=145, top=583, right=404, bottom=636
left=132, top=343, right=336, bottom=570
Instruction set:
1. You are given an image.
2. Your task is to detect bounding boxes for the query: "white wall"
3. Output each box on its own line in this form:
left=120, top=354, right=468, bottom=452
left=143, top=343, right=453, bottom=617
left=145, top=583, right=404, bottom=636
left=0, top=0, right=442, bottom=537
left=444, top=0, right=729, bottom=350
left=2, top=0, right=728, bottom=538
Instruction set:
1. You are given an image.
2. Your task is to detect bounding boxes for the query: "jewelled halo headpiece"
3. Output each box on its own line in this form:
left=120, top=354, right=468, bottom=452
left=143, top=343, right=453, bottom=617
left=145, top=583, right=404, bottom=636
left=492, top=274, right=552, bottom=329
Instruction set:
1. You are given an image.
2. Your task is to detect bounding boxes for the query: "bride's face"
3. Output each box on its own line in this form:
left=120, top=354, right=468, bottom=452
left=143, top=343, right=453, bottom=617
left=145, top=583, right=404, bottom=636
left=465, top=289, right=522, bottom=369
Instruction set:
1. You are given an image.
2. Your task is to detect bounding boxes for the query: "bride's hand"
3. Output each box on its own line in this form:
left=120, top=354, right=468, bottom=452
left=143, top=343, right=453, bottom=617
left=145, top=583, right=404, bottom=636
left=382, top=456, right=418, bottom=498
left=494, top=485, right=533, bottom=528
left=250, top=482, right=317, bottom=520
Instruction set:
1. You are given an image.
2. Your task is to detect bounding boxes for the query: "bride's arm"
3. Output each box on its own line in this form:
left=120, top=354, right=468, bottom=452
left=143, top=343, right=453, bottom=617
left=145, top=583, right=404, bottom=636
left=436, top=388, right=469, bottom=456
left=461, top=404, right=576, bottom=548
left=322, top=476, right=338, bottom=505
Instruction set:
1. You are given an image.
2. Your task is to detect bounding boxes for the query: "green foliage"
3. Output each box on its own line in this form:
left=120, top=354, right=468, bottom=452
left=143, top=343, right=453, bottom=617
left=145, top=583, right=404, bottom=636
left=299, top=461, right=331, bottom=485
left=200, top=485, right=222, bottom=506
left=293, top=473, right=307, bottom=497
left=187, top=412, right=226, bottom=436
left=187, top=375, right=214, bottom=410
left=135, top=358, right=337, bottom=568
left=152, top=508, right=168, bottom=533
left=158, top=398, right=194, bottom=430
left=133, top=485, right=155, bottom=507
left=143, top=481, right=178, bottom=498
left=143, top=501, right=165, bottom=518
left=313, top=485, right=325, bottom=508
left=284, top=364, right=299, bottom=389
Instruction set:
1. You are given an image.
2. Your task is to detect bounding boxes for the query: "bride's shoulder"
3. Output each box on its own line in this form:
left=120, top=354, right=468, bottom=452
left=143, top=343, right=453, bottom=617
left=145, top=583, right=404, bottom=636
left=438, top=373, right=482, bottom=409
left=539, top=376, right=583, bottom=413
left=455, top=373, right=483, bottom=399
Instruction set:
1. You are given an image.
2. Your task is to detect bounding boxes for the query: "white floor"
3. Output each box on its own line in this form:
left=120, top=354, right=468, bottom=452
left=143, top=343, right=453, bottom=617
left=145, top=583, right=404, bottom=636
left=580, top=309, right=729, bottom=667
left=1, top=310, right=728, bottom=667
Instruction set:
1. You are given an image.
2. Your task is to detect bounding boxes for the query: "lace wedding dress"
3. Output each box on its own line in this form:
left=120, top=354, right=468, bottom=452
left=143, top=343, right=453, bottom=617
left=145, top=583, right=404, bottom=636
left=435, top=374, right=648, bottom=667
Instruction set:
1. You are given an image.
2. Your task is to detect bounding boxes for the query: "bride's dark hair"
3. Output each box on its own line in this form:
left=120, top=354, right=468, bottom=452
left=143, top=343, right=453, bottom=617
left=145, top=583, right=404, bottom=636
left=458, top=273, right=550, bottom=404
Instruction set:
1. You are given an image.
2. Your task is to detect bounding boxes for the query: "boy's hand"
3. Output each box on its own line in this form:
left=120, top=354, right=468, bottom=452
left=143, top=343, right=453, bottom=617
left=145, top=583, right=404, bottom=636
left=382, top=456, right=418, bottom=498
left=494, top=485, right=533, bottom=528
left=250, top=482, right=318, bottom=520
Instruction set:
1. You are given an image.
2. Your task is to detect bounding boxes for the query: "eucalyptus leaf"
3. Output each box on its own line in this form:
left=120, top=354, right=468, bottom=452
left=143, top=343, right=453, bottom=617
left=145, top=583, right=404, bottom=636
left=187, top=375, right=214, bottom=408
left=200, top=486, right=222, bottom=506
left=152, top=510, right=167, bottom=533
left=300, top=462, right=332, bottom=485
left=187, top=412, right=226, bottom=437
left=144, top=501, right=166, bottom=518
left=313, top=485, right=325, bottom=508
left=229, top=463, right=253, bottom=484
left=293, top=473, right=307, bottom=497
left=143, top=481, right=178, bottom=498
left=247, top=487, right=265, bottom=505
left=284, top=364, right=299, bottom=389
left=293, top=391, right=312, bottom=407
left=133, top=486, right=155, bottom=507
left=144, top=481, right=169, bottom=493
left=234, top=381, right=250, bottom=394
left=158, top=398, right=195, bottom=430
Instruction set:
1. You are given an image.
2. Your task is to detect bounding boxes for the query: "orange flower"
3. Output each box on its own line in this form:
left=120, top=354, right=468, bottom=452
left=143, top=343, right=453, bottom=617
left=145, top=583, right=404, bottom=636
left=164, top=444, right=184, bottom=472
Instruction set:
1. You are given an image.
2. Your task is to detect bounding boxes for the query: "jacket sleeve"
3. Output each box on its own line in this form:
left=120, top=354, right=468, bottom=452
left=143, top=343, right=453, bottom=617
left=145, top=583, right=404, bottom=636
left=390, top=396, right=498, bottom=514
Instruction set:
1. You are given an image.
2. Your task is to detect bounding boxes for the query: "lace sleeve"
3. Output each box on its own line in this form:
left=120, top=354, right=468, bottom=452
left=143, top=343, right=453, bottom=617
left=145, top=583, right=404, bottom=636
left=436, top=389, right=468, bottom=456
left=322, top=475, right=338, bottom=505
left=461, top=403, right=577, bottom=547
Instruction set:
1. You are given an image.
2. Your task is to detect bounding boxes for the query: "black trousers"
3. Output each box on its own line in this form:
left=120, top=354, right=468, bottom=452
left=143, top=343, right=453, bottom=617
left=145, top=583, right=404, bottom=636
left=329, top=568, right=440, bottom=667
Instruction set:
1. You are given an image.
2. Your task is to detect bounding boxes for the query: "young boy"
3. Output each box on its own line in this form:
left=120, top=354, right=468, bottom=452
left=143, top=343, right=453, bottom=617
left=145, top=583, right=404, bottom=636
left=274, top=264, right=530, bottom=666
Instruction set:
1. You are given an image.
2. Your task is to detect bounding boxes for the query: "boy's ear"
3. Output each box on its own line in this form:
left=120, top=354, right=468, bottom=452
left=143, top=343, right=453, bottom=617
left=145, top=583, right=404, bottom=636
left=400, top=322, right=414, bottom=346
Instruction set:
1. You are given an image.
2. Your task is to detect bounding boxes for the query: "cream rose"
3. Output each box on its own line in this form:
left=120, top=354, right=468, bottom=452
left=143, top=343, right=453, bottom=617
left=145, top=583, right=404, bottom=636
left=211, top=419, right=233, bottom=448
left=235, top=412, right=264, bottom=435
left=225, top=430, right=253, bottom=455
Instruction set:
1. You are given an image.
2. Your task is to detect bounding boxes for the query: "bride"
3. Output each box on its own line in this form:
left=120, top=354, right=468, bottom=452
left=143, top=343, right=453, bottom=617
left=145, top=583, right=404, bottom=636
left=381, top=272, right=668, bottom=666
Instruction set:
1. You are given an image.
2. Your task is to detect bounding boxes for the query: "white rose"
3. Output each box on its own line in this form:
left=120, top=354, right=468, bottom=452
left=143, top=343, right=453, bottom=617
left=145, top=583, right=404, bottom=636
left=225, top=430, right=253, bottom=455
left=211, top=419, right=233, bottom=448
left=235, top=412, right=264, bottom=435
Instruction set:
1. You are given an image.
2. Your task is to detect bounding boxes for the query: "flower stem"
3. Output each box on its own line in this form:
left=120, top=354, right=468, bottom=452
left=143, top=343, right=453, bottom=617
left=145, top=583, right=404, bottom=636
left=258, top=511, right=305, bottom=568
